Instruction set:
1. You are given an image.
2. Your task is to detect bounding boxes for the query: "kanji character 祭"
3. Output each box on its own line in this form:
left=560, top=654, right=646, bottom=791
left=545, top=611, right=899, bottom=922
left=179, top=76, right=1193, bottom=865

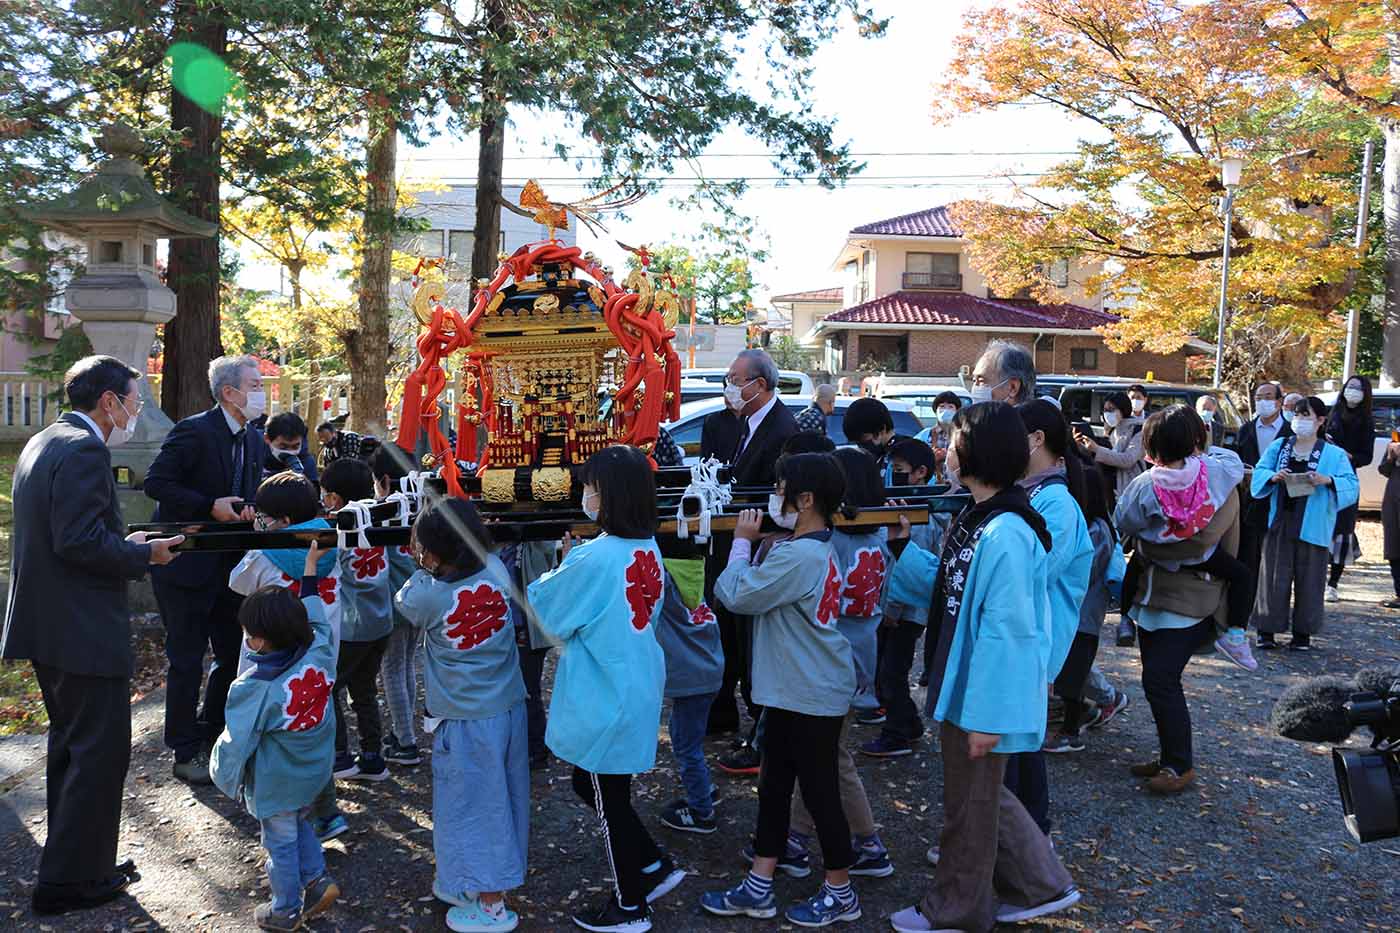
left=350, top=547, right=387, bottom=580
left=816, top=559, right=842, bottom=626
left=282, top=665, right=333, bottom=732
left=840, top=547, right=887, bottom=618
left=443, top=583, right=510, bottom=650
left=689, top=603, right=717, bottom=627
left=624, top=549, right=663, bottom=631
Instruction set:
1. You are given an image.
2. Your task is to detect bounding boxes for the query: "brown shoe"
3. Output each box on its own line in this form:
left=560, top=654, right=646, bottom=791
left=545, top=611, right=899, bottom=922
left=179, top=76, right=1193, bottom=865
left=1146, top=767, right=1196, bottom=795
left=1129, top=759, right=1162, bottom=778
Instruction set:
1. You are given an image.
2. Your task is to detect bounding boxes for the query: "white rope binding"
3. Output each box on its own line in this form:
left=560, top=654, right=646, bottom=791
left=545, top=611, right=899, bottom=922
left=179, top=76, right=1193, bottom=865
left=384, top=491, right=414, bottom=527
left=337, top=500, right=374, bottom=551
left=675, top=457, right=732, bottom=544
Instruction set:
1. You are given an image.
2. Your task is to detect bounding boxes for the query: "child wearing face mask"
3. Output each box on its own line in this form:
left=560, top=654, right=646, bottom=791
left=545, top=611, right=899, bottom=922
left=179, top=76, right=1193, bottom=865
left=1250, top=396, right=1360, bottom=650
left=702, top=452, right=863, bottom=928
left=395, top=497, right=529, bottom=933
left=211, top=542, right=341, bottom=931
left=914, top=392, right=962, bottom=482
left=320, top=458, right=394, bottom=784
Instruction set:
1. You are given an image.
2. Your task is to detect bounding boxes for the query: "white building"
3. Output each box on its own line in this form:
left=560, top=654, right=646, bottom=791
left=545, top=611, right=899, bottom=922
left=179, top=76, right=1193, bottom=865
left=396, top=184, right=577, bottom=276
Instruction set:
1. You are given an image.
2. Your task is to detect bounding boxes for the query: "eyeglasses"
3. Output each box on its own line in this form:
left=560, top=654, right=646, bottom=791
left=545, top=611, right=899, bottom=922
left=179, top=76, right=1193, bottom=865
left=115, top=392, right=144, bottom=415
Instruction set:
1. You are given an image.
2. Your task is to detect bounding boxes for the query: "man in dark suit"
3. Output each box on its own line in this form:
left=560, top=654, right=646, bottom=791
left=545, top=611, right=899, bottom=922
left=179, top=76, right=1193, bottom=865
left=699, top=350, right=796, bottom=769
left=2, top=356, right=183, bottom=916
left=1232, top=381, right=1290, bottom=636
left=144, top=354, right=266, bottom=783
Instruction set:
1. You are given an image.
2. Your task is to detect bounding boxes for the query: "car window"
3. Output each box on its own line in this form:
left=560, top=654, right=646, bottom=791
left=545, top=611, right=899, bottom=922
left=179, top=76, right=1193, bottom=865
left=667, top=416, right=706, bottom=452
left=1373, top=396, right=1400, bottom=438
left=680, top=388, right=721, bottom=405
left=777, top=376, right=805, bottom=395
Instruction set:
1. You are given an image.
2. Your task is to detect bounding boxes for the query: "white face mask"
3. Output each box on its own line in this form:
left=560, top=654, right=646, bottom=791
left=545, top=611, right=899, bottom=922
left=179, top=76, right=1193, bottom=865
left=767, top=493, right=798, bottom=530
left=1198, top=408, right=1215, bottom=422
left=1131, top=397, right=1147, bottom=414
left=234, top=387, right=267, bottom=420
left=1256, top=399, right=1278, bottom=419
left=582, top=490, right=600, bottom=522
left=1104, top=411, right=1121, bottom=429
left=105, top=394, right=139, bottom=448
left=273, top=446, right=303, bottom=464
left=1344, top=387, right=1365, bottom=407
left=724, top=378, right=756, bottom=412
left=969, top=378, right=1007, bottom=405
left=1292, top=417, right=1317, bottom=438
left=936, top=407, right=957, bottom=424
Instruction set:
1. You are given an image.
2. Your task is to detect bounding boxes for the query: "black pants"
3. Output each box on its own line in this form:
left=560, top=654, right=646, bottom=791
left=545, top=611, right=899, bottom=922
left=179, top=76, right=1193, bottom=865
left=1390, top=559, right=1400, bottom=599
left=517, top=644, right=550, bottom=759
left=1329, top=562, right=1345, bottom=587
left=876, top=621, right=924, bottom=742
left=1236, top=518, right=1268, bottom=626
left=571, top=767, right=663, bottom=909
left=755, top=708, right=853, bottom=871
left=1139, top=620, right=1212, bottom=774
left=334, top=637, right=389, bottom=756
left=155, top=580, right=243, bottom=761
left=1053, top=632, right=1100, bottom=735
left=1003, top=751, right=1051, bottom=836
left=33, top=663, right=130, bottom=885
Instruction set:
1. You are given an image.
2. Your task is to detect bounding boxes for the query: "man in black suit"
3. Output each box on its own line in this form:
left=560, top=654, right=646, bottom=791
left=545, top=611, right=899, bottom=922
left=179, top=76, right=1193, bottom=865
left=2, top=356, right=183, bottom=916
left=1232, top=381, right=1290, bottom=635
left=144, top=354, right=266, bottom=783
left=699, top=350, right=796, bottom=768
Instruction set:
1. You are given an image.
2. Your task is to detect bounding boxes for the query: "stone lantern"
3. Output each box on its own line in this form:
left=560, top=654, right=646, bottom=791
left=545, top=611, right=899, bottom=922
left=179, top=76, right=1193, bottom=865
left=27, top=122, right=216, bottom=515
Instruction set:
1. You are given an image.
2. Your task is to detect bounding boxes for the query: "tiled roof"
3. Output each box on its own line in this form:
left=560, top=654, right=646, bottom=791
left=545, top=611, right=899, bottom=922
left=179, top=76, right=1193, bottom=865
left=771, top=287, right=843, bottom=302
left=821, top=291, right=1116, bottom=332
left=850, top=206, right=962, bottom=238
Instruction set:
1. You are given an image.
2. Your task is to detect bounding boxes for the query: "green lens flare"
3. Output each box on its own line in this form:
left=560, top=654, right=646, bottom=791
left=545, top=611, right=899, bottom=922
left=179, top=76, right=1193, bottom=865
left=166, top=41, right=242, bottom=116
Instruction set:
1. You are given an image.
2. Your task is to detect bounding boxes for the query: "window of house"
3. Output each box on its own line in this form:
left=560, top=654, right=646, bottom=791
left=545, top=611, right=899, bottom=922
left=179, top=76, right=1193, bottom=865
left=448, top=231, right=474, bottom=263
left=394, top=228, right=444, bottom=257
left=1034, top=334, right=1055, bottom=353
left=858, top=250, right=873, bottom=303
left=1070, top=347, right=1098, bottom=370
left=1044, top=258, right=1070, bottom=287
left=905, top=252, right=959, bottom=288
left=857, top=334, right=908, bottom=373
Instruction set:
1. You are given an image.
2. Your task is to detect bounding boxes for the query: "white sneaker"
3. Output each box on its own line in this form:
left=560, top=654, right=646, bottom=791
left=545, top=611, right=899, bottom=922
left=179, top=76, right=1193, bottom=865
left=996, top=886, right=1081, bottom=923
left=1326, top=585, right=1341, bottom=602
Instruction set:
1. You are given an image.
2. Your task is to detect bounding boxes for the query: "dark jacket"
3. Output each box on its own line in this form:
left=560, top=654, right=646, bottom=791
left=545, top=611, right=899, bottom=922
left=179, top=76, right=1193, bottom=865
left=1234, top=416, right=1292, bottom=530
left=1326, top=409, right=1375, bottom=471
left=144, top=407, right=265, bottom=589
left=699, top=398, right=798, bottom=487
left=2, top=414, right=151, bottom=677
left=1379, top=445, right=1400, bottom=561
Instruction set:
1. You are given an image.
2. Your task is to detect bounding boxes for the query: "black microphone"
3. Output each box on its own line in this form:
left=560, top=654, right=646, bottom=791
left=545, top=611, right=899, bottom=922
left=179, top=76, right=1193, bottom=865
left=1270, top=676, right=1358, bottom=743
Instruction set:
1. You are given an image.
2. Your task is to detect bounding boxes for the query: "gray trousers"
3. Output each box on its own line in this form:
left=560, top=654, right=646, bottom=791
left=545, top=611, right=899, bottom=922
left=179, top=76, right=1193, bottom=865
left=1251, top=505, right=1328, bottom=636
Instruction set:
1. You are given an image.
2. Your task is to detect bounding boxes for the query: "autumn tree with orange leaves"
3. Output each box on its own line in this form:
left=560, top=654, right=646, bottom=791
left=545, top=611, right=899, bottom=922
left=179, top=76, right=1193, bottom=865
left=938, top=0, right=1376, bottom=391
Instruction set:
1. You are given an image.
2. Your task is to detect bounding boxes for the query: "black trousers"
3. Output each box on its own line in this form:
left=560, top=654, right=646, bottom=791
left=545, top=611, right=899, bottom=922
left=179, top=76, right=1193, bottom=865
left=1139, top=620, right=1212, bottom=774
left=154, top=580, right=243, bottom=761
left=334, top=637, right=389, bottom=756
left=754, top=708, right=853, bottom=871
left=876, top=621, right=924, bottom=742
left=517, top=644, right=550, bottom=759
left=571, top=767, right=663, bottom=909
left=33, top=663, right=130, bottom=886
left=1054, top=632, right=1100, bottom=735
left=1003, top=751, right=1051, bottom=836
left=1236, top=518, right=1268, bottom=627
left=1390, top=559, right=1400, bottom=599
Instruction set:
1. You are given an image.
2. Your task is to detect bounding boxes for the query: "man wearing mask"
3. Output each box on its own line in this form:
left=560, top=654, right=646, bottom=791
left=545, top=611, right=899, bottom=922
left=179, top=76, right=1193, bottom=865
left=971, top=339, right=1036, bottom=405
left=795, top=383, right=836, bottom=434
left=262, top=411, right=319, bottom=484
left=1234, top=381, right=1290, bottom=617
left=144, top=355, right=266, bottom=784
left=1127, top=384, right=1151, bottom=419
left=1196, top=395, right=1225, bottom=448
left=3, top=356, right=185, bottom=916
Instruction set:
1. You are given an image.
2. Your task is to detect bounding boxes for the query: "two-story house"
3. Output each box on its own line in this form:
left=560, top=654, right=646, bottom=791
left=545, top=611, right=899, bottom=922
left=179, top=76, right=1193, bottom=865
left=803, top=205, right=1196, bottom=381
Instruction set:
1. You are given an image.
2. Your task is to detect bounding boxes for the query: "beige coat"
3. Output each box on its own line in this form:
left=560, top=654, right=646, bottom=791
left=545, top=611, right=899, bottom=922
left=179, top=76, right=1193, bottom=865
left=1134, top=490, right=1241, bottom=627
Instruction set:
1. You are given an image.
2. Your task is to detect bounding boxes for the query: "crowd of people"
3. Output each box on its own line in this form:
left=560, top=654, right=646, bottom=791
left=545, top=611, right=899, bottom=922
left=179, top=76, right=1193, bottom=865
left=0, top=345, right=1378, bottom=933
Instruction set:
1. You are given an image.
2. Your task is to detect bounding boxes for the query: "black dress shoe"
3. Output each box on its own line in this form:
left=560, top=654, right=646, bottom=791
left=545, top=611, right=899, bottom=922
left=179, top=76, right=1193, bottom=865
left=115, top=858, right=140, bottom=883
left=32, top=874, right=130, bottom=916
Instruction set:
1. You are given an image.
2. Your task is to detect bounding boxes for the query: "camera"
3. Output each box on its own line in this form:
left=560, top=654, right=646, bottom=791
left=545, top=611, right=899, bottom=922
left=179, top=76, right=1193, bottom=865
left=1333, top=682, right=1400, bottom=842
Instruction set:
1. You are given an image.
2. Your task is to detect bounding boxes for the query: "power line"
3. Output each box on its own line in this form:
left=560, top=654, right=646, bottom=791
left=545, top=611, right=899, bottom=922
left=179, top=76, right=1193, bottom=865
left=401, top=150, right=1083, bottom=162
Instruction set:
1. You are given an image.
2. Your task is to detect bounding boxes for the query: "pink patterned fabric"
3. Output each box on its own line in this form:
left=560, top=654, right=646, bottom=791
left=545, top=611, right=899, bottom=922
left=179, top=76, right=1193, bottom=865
left=1152, top=456, right=1215, bottom=540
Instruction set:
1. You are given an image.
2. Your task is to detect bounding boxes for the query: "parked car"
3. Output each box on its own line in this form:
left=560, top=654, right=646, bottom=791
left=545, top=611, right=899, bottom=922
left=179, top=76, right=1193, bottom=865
left=664, top=396, right=923, bottom=465
left=1318, top=389, right=1399, bottom=510
left=879, top=385, right=973, bottom=423
left=682, top=367, right=815, bottom=397
left=1059, top=382, right=1245, bottom=446
left=1034, top=374, right=1132, bottom=399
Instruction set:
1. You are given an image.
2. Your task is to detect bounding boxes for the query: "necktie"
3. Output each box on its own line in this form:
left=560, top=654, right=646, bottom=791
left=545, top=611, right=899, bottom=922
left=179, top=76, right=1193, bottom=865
left=231, top=428, right=246, bottom=500
left=733, top=418, right=751, bottom=462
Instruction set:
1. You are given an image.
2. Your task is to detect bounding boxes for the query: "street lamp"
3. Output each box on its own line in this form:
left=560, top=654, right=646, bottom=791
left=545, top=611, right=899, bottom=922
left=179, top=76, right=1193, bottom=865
left=1213, top=156, right=1244, bottom=388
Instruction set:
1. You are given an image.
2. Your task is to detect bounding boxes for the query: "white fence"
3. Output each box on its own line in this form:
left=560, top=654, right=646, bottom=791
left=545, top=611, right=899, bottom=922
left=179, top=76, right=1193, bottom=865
left=0, top=373, right=60, bottom=440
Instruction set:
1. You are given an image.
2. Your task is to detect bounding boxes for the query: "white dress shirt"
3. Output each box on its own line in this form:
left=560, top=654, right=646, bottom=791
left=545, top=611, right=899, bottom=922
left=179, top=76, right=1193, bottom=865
left=71, top=410, right=103, bottom=440
left=1255, top=415, right=1282, bottom=453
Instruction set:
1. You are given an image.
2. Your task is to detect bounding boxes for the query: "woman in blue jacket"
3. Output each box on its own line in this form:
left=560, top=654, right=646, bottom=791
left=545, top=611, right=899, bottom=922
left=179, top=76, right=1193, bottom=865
left=1251, top=395, right=1360, bottom=650
left=890, top=402, right=1078, bottom=933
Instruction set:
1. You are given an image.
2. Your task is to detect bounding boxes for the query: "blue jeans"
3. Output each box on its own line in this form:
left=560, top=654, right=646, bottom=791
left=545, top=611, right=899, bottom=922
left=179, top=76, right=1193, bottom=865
left=669, top=694, right=716, bottom=817
left=260, top=809, right=325, bottom=912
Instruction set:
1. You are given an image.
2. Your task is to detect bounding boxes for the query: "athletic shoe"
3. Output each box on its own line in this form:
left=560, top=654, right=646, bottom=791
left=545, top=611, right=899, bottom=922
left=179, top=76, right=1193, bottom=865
left=854, top=707, right=887, bottom=726
left=1287, top=635, right=1313, bottom=652
left=1115, top=616, right=1136, bottom=647
left=172, top=753, right=214, bottom=785
left=1147, top=767, right=1197, bottom=795
left=784, top=888, right=860, bottom=927
left=1085, top=690, right=1129, bottom=730
left=333, top=752, right=359, bottom=779
left=434, top=877, right=475, bottom=908
left=1041, top=731, right=1085, bottom=754
left=889, top=904, right=942, bottom=932
left=995, top=886, right=1082, bottom=923
left=848, top=846, right=894, bottom=878
left=925, top=845, right=940, bottom=866
left=383, top=740, right=422, bottom=766
left=572, top=894, right=651, bottom=932
left=700, top=881, right=778, bottom=920
left=659, top=800, right=716, bottom=834
left=345, top=752, right=389, bottom=782
left=640, top=857, right=686, bottom=904
left=447, top=896, right=519, bottom=933
left=741, top=841, right=812, bottom=878
left=1256, top=633, right=1281, bottom=650
left=1326, top=585, right=1340, bottom=602
left=302, top=875, right=340, bottom=921
left=1382, top=598, right=1400, bottom=610
left=313, top=814, right=349, bottom=843
left=1130, top=759, right=1163, bottom=778
left=1215, top=635, right=1258, bottom=672
left=859, top=735, right=914, bottom=758
left=254, top=903, right=302, bottom=931
left=717, top=742, right=761, bottom=775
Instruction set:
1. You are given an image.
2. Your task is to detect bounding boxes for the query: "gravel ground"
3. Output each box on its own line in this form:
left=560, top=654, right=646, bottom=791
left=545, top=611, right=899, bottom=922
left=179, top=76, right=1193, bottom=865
left=4, top=526, right=1400, bottom=932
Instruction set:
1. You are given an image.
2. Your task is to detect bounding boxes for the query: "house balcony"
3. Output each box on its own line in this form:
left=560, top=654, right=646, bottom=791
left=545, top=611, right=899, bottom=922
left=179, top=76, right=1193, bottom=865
left=902, top=271, right=962, bottom=290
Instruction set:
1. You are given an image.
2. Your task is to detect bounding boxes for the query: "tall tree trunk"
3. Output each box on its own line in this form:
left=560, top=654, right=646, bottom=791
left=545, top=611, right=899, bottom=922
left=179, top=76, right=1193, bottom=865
left=345, top=106, right=395, bottom=437
left=1382, top=117, right=1400, bottom=388
left=471, top=0, right=507, bottom=284
left=163, top=2, right=227, bottom=420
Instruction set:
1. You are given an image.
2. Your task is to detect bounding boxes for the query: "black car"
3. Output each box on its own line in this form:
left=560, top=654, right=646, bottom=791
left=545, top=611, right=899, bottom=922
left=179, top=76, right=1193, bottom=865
left=1059, top=382, right=1244, bottom=445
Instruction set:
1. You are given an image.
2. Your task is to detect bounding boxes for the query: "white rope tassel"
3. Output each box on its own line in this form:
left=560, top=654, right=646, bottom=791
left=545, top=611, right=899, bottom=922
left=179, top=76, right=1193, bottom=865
left=677, top=457, right=732, bottom=544
left=337, top=500, right=374, bottom=550
left=384, top=491, right=413, bottom=526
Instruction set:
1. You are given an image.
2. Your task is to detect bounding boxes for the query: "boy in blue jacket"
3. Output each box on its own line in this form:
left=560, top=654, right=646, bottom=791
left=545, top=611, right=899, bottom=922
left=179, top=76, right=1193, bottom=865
left=211, top=542, right=340, bottom=932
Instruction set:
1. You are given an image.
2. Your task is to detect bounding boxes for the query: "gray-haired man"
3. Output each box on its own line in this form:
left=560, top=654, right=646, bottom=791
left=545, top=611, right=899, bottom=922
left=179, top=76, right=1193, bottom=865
left=971, top=339, right=1036, bottom=404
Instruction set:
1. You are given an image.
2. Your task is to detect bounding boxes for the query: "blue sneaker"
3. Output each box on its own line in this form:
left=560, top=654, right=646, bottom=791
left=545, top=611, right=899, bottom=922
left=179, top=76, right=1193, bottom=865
left=784, top=889, right=861, bottom=927
left=446, top=895, right=520, bottom=932
left=313, top=814, right=349, bottom=843
left=849, top=845, right=894, bottom=878
left=700, top=881, right=778, bottom=919
left=741, top=841, right=811, bottom=878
